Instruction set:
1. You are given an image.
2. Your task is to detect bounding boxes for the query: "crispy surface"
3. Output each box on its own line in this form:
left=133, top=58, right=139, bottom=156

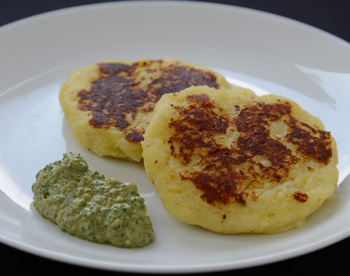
left=59, top=58, right=231, bottom=161
left=142, top=86, right=339, bottom=234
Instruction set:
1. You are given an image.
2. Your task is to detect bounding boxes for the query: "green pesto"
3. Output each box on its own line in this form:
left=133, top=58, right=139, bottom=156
left=32, top=152, right=154, bottom=248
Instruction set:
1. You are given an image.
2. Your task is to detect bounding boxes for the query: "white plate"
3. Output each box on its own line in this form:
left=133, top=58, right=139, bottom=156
left=0, top=1, right=349, bottom=273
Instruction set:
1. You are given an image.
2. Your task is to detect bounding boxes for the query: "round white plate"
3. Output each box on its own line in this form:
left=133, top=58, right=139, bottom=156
left=0, top=1, right=349, bottom=273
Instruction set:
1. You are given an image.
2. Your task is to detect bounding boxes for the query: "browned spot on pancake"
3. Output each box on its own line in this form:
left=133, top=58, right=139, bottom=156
left=286, top=117, right=332, bottom=164
left=76, top=60, right=220, bottom=144
left=125, top=129, right=145, bottom=143
left=168, top=94, right=229, bottom=164
left=168, top=97, right=333, bottom=206
left=293, top=191, right=308, bottom=202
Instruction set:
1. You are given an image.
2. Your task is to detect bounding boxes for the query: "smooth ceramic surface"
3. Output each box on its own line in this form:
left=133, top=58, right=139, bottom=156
left=0, top=1, right=349, bottom=273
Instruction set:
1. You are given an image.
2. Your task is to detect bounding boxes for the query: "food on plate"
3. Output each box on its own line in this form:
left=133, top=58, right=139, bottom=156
left=142, top=85, right=339, bottom=234
left=32, top=152, right=154, bottom=248
left=59, top=57, right=231, bottom=162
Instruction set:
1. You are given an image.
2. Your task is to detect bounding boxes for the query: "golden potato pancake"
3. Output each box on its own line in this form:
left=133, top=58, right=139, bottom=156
left=59, top=58, right=231, bottom=162
left=142, top=86, right=339, bottom=234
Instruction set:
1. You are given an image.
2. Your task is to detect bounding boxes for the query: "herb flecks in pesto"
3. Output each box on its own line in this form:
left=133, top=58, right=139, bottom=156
left=32, top=152, right=154, bottom=248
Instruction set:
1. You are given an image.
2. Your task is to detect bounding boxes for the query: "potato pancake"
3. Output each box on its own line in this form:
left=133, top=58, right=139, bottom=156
left=59, top=58, right=231, bottom=162
left=142, top=86, right=339, bottom=234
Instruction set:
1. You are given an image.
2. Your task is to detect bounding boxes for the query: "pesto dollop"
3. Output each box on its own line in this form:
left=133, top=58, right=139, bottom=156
left=32, top=152, right=154, bottom=248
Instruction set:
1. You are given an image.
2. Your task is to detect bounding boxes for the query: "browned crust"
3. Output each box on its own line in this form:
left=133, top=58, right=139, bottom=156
left=76, top=60, right=222, bottom=143
left=167, top=94, right=333, bottom=206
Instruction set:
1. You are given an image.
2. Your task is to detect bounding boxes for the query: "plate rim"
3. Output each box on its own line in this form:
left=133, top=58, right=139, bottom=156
left=1, top=0, right=349, bottom=273
left=2, top=0, right=350, bottom=46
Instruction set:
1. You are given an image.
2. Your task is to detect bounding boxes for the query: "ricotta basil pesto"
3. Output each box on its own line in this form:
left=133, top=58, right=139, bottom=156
left=32, top=152, right=154, bottom=248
